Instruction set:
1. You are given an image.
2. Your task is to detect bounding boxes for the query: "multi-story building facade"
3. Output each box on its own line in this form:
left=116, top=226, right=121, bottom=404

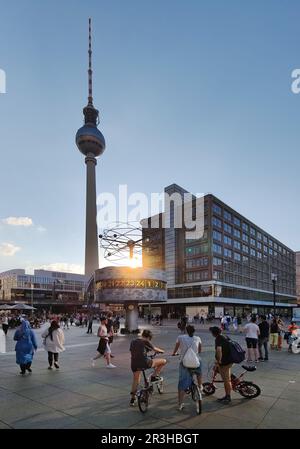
left=143, top=184, right=297, bottom=318
left=0, top=269, right=86, bottom=310
left=296, top=251, right=300, bottom=305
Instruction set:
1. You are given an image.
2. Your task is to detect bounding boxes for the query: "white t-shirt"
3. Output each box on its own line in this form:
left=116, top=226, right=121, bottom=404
left=176, top=335, right=202, bottom=360
left=244, top=322, right=260, bottom=339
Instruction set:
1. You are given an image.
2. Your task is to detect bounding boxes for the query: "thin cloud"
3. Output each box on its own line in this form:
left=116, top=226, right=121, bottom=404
left=2, top=217, right=33, bottom=227
left=37, top=263, right=84, bottom=274
left=0, top=242, right=21, bottom=256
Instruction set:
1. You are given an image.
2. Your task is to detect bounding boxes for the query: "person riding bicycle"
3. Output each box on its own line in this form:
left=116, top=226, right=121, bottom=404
left=172, top=324, right=202, bottom=411
left=129, top=329, right=166, bottom=406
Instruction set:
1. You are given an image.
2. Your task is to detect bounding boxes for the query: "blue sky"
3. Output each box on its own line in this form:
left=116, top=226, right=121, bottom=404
left=0, top=0, right=300, bottom=273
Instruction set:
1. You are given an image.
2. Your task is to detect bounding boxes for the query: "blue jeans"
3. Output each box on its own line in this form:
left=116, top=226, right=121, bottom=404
left=258, top=337, right=269, bottom=359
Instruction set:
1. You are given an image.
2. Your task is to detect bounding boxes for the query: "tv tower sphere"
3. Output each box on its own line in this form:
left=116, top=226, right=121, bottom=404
left=76, top=122, right=106, bottom=157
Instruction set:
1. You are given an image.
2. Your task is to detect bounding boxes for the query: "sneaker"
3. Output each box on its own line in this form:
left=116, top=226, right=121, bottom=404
left=54, top=363, right=59, bottom=369
left=26, top=367, right=32, bottom=373
left=264, top=358, right=269, bottom=361
left=150, top=375, right=162, bottom=382
left=130, top=397, right=137, bottom=407
left=258, top=357, right=264, bottom=361
left=178, top=403, right=185, bottom=411
left=48, top=366, right=53, bottom=370
left=106, top=364, right=116, bottom=369
left=217, top=396, right=231, bottom=404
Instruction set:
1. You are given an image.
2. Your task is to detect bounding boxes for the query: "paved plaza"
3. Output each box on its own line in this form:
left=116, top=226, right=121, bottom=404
left=0, top=320, right=299, bottom=429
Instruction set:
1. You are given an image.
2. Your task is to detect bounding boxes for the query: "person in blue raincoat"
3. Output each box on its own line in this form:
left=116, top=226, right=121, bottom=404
left=14, top=319, right=38, bottom=375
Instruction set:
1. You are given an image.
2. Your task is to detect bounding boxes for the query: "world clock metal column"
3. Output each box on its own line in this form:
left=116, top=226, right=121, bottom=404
left=76, top=18, right=106, bottom=277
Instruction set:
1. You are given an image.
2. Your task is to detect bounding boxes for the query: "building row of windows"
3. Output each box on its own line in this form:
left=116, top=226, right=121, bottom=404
left=212, top=243, right=294, bottom=265
left=212, top=211, right=293, bottom=259
left=186, top=271, right=209, bottom=282
left=186, top=257, right=209, bottom=268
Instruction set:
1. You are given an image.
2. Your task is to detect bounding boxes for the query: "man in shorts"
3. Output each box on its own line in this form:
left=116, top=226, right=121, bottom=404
left=243, top=315, right=260, bottom=362
left=209, top=326, right=233, bottom=404
left=129, top=329, right=166, bottom=406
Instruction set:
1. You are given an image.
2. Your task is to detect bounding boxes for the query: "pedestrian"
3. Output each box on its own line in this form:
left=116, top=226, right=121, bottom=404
left=237, top=315, right=242, bottom=333
left=277, top=316, right=284, bottom=351
left=232, top=316, right=238, bottom=333
left=243, top=315, right=260, bottom=362
left=106, top=312, right=115, bottom=357
left=269, top=317, right=280, bottom=350
left=172, top=325, right=202, bottom=411
left=91, top=317, right=116, bottom=368
left=14, top=319, right=38, bottom=375
left=42, top=320, right=65, bottom=369
left=287, top=321, right=299, bottom=352
left=209, top=326, right=233, bottom=404
left=1, top=315, right=9, bottom=335
left=87, top=314, right=94, bottom=334
left=258, top=315, right=269, bottom=361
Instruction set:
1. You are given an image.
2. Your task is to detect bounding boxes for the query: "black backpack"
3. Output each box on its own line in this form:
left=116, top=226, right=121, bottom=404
left=226, top=337, right=245, bottom=364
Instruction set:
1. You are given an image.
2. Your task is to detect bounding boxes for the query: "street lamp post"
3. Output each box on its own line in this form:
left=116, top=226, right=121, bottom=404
left=31, top=282, right=34, bottom=316
left=271, top=273, right=278, bottom=316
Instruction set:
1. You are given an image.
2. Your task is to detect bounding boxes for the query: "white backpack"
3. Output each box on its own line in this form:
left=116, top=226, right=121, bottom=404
left=182, top=340, right=200, bottom=369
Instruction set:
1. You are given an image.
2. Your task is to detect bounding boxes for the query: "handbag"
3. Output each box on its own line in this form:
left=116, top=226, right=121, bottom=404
left=182, top=340, right=200, bottom=369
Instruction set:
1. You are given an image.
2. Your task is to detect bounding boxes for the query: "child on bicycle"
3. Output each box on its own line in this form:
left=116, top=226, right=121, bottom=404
left=129, top=329, right=166, bottom=406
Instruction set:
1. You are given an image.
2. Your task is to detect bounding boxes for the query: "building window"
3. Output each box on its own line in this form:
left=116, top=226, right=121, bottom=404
left=250, top=238, right=256, bottom=246
left=243, top=256, right=249, bottom=263
left=257, top=251, right=262, bottom=259
left=224, top=210, right=232, bottom=222
left=263, top=235, right=268, bottom=244
left=234, top=240, right=241, bottom=250
left=224, top=248, right=232, bottom=258
left=233, top=217, right=241, bottom=226
left=269, top=248, right=273, bottom=255
left=257, top=232, right=262, bottom=240
left=213, top=243, right=222, bottom=255
left=224, top=235, right=232, bottom=246
left=242, top=223, right=249, bottom=232
left=213, top=257, right=222, bottom=266
left=257, top=241, right=262, bottom=250
left=242, top=245, right=249, bottom=253
left=263, top=245, right=268, bottom=253
left=213, top=230, right=222, bottom=242
left=242, top=233, right=249, bottom=243
left=212, top=217, right=222, bottom=229
left=213, top=271, right=223, bottom=280
left=233, top=228, right=241, bottom=238
left=212, top=203, right=222, bottom=215
left=234, top=252, right=241, bottom=261
left=250, top=248, right=256, bottom=257
left=274, top=242, right=278, bottom=250
left=224, top=223, right=232, bottom=234
left=250, top=227, right=256, bottom=236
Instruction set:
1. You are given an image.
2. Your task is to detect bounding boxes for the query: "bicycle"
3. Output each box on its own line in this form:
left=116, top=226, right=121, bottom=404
left=184, top=368, right=202, bottom=414
left=202, top=363, right=261, bottom=399
left=136, top=353, right=164, bottom=414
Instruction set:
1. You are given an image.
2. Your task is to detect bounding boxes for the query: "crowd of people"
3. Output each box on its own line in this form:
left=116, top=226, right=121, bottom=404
left=1, top=308, right=299, bottom=412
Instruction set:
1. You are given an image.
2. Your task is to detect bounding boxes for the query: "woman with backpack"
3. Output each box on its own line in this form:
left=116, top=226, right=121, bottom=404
left=172, top=325, right=202, bottom=411
left=42, top=320, right=65, bottom=369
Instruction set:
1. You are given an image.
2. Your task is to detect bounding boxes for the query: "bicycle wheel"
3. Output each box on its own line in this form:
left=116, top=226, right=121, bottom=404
left=238, top=381, right=261, bottom=399
left=138, top=389, right=149, bottom=413
left=202, top=382, right=216, bottom=396
left=191, top=384, right=202, bottom=415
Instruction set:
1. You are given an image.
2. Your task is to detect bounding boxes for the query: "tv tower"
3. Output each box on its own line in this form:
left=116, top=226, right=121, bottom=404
left=76, top=18, right=106, bottom=277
